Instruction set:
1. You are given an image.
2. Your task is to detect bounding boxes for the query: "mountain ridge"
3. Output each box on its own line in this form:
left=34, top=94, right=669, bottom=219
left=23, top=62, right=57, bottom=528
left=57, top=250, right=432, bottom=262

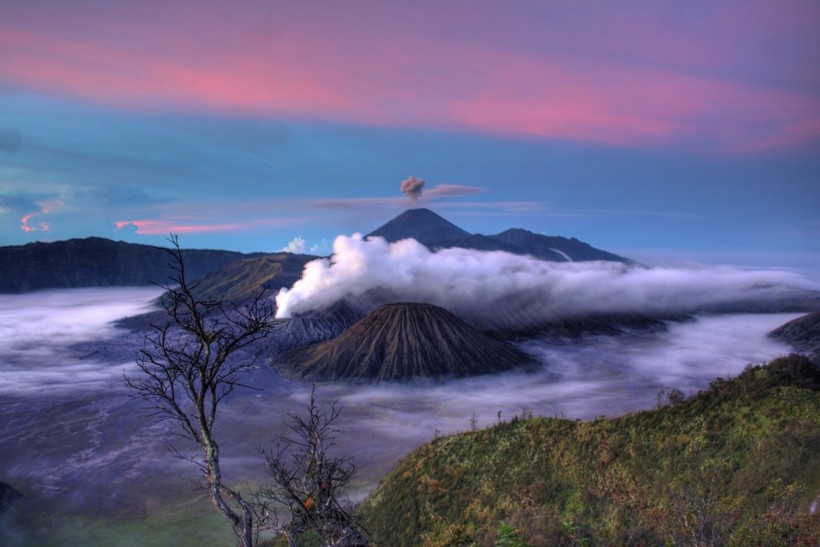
left=0, top=237, right=317, bottom=294
left=0, top=237, right=249, bottom=293
left=1, top=209, right=635, bottom=293
left=366, top=208, right=635, bottom=263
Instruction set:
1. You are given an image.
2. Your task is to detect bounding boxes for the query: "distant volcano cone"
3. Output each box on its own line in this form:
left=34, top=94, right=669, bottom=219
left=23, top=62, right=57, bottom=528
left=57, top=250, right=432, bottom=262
left=281, top=302, right=532, bottom=381
left=365, top=208, right=469, bottom=245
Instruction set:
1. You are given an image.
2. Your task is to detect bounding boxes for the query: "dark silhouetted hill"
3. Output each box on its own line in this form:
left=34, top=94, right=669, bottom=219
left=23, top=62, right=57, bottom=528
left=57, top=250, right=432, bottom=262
left=771, top=312, right=820, bottom=363
left=0, top=237, right=315, bottom=294
left=0, top=237, right=247, bottom=293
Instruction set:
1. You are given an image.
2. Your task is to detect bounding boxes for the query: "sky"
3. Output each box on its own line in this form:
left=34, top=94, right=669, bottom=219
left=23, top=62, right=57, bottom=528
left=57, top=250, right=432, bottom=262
left=1, top=1, right=818, bottom=273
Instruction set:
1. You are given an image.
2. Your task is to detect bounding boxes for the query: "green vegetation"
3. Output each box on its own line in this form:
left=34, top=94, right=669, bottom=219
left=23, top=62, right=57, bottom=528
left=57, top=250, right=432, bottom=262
left=359, top=354, right=820, bottom=546
left=2, top=496, right=235, bottom=547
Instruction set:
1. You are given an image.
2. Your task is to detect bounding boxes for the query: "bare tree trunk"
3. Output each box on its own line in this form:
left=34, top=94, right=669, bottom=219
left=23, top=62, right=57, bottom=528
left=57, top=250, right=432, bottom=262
left=125, top=235, right=275, bottom=547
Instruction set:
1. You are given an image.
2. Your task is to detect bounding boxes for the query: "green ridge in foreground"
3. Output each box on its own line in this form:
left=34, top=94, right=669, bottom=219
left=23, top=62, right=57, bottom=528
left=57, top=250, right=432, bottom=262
left=359, top=354, right=820, bottom=546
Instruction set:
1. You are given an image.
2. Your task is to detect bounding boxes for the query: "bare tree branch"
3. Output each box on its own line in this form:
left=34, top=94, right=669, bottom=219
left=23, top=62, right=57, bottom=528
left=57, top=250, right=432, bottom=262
left=258, top=386, right=368, bottom=546
left=124, top=234, right=275, bottom=546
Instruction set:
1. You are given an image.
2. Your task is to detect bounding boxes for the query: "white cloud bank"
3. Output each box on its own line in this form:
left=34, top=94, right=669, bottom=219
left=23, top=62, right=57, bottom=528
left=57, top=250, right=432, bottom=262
left=275, top=235, right=819, bottom=327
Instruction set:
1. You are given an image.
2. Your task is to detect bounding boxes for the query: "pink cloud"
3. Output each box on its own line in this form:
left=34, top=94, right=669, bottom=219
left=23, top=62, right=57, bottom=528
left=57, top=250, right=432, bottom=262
left=114, top=205, right=310, bottom=236
left=20, top=212, right=49, bottom=233
left=115, top=219, right=244, bottom=235
left=2, top=2, right=818, bottom=154
left=18, top=199, right=63, bottom=233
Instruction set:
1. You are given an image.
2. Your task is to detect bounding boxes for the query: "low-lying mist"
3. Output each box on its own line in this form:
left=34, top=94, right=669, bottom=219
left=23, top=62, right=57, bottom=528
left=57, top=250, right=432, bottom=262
left=276, top=235, right=819, bottom=329
left=0, top=287, right=164, bottom=395
left=0, top=286, right=806, bottom=545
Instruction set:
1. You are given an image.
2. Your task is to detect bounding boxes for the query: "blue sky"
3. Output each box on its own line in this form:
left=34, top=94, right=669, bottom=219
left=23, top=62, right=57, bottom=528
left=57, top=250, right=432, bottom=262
left=1, top=1, right=818, bottom=273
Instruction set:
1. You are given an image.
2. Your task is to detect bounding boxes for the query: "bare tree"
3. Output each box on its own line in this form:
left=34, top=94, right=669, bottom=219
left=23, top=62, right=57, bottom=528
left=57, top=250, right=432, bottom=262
left=665, top=477, right=738, bottom=547
left=125, top=235, right=275, bottom=547
left=258, top=387, right=368, bottom=546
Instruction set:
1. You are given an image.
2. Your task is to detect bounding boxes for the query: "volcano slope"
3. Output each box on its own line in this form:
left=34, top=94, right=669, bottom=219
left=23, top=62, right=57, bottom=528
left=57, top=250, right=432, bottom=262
left=280, top=302, right=532, bottom=382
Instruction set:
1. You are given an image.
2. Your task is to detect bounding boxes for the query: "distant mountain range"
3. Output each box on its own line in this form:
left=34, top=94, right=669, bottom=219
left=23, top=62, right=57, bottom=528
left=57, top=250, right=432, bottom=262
left=0, top=237, right=252, bottom=293
left=0, top=208, right=633, bottom=294
left=0, top=237, right=317, bottom=294
left=367, top=208, right=635, bottom=263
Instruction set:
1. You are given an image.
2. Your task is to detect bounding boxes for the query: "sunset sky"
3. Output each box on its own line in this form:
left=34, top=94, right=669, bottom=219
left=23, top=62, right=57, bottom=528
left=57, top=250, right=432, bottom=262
left=1, top=1, right=818, bottom=272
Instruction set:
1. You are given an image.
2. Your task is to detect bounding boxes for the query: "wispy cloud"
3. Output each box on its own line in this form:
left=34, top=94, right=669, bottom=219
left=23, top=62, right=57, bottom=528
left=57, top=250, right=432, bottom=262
left=308, top=184, right=487, bottom=210
left=20, top=212, right=49, bottom=233
left=308, top=197, right=405, bottom=210
left=114, top=204, right=311, bottom=237
left=422, top=184, right=484, bottom=200
left=17, top=198, right=64, bottom=233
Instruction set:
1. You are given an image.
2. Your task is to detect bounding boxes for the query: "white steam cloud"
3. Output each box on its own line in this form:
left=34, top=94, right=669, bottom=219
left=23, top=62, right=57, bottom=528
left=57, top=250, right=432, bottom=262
left=400, top=176, right=425, bottom=201
left=275, top=235, right=819, bottom=325
left=282, top=236, right=307, bottom=253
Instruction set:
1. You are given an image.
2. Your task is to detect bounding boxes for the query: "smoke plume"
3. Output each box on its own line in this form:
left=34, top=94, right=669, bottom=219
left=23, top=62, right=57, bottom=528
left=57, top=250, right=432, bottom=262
left=400, top=176, right=425, bottom=201
left=275, top=235, right=819, bottom=328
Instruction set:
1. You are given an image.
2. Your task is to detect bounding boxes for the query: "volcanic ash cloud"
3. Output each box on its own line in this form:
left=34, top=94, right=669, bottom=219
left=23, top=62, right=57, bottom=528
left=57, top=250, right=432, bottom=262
left=274, top=235, right=819, bottom=328
left=400, top=176, right=425, bottom=201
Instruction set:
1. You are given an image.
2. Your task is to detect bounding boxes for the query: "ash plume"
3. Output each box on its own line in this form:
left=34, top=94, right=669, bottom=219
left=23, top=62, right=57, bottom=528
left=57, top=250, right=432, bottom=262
left=400, top=176, right=425, bottom=201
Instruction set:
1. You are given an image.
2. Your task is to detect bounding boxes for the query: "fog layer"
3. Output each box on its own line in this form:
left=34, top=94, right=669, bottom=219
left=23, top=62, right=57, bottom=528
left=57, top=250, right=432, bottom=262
left=0, top=288, right=805, bottom=545
left=0, top=287, right=164, bottom=395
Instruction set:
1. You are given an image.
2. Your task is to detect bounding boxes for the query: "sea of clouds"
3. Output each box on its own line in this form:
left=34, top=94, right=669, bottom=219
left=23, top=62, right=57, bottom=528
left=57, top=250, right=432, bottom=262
left=0, top=276, right=807, bottom=544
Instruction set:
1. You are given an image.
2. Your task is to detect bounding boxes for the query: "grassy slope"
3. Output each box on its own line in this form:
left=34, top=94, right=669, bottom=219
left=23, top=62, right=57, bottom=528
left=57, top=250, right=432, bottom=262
left=359, top=354, right=820, bottom=546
